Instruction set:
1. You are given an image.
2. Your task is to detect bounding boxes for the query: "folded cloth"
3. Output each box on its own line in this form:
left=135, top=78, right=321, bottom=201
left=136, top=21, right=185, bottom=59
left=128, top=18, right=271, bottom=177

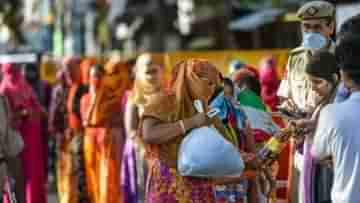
left=241, top=106, right=280, bottom=135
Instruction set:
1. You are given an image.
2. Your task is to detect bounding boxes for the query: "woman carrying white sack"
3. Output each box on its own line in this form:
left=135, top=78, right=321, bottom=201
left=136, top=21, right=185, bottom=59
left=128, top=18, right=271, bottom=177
left=140, top=59, right=245, bottom=202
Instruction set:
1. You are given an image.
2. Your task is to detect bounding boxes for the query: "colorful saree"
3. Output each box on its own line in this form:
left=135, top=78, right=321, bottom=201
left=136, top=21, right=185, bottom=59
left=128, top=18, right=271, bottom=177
left=81, top=61, right=129, bottom=203
left=0, top=63, right=46, bottom=203
left=121, top=91, right=140, bottom=203
left=141, top=59, right=225, bottom=203
left=81, top=95, right=123, bottom=203
left=57, top=57, right=89, bottom=203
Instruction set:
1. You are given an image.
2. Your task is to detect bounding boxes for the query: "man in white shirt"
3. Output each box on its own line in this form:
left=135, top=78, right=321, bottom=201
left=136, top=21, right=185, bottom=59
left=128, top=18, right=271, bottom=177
left=312, top=34, right=360, bottom=203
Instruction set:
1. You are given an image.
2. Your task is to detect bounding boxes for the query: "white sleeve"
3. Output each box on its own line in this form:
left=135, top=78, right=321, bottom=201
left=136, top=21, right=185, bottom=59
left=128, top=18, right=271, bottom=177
left=311, top=107, right=335, bottom=160
left=277, top=58, right=291, bottom=98
left=277, top=79, right=290, bottom=98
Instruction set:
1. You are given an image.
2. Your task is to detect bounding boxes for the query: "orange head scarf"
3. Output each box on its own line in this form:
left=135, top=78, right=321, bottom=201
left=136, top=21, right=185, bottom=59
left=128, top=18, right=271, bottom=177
left=80, top=58, right=97, bottom=85
left=142, top=59, right=222, bottom=122
left=141, top=59, right=226, bottom=168
left=143, top=59, right=223, bottom=121
left=170, top=59, right=222, bottom=119
left=85, top=61, right=130, bottom=126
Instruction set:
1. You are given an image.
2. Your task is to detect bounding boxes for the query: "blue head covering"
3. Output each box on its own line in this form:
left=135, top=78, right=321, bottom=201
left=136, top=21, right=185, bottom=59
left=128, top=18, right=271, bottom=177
left=210, top=91, right=247, bottom=129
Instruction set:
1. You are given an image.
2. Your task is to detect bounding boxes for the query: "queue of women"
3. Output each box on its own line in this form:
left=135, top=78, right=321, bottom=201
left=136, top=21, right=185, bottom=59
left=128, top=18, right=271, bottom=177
left=0, top=49, right=286, bottom=203
left=0, top=43, right=298, bottom=203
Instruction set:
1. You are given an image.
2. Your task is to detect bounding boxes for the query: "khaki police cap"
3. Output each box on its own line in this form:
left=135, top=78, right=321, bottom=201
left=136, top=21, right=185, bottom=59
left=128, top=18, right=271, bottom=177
left=297, top=1, right=335, bottom=20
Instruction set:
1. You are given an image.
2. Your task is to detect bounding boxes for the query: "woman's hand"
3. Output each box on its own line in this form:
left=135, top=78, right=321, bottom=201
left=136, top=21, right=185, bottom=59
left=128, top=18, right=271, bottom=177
left=290, top=119, right=313, bottom=129
left=186, top=112, right=211, bottom=129
left=289, top=119, right=316, bottom=142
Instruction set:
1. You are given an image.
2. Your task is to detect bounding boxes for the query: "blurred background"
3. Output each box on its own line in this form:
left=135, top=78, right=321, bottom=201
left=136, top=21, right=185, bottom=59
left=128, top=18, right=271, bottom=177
left=0, top=1, right=360, bottom=202
left=0, top=0, right=360, bottom=57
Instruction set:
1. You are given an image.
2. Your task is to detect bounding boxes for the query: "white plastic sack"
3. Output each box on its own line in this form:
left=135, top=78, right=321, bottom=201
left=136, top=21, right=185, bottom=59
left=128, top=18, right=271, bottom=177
left=178, top=126, right=244, bottom=178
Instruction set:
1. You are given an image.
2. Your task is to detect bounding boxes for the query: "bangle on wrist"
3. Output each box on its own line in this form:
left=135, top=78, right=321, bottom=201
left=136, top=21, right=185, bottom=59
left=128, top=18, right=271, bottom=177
left=179, top=120, right=186, bottom=134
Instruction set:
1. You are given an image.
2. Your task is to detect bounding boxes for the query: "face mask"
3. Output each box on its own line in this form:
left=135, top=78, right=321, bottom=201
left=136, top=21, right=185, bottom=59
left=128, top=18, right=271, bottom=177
left=302, top=32, right=328, bottom=50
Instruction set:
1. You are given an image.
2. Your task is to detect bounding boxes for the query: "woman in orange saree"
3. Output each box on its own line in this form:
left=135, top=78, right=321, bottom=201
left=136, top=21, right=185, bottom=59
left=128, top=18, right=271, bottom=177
left=57, top=57, right=89, bottom=203
left=81, top=63, right=128, bottom=203
left=141, top=59, right=233, bottom=203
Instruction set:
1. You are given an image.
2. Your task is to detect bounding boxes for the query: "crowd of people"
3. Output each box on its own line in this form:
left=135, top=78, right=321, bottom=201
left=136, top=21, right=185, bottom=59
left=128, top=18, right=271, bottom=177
left=0, top=1, right=360, bottom=203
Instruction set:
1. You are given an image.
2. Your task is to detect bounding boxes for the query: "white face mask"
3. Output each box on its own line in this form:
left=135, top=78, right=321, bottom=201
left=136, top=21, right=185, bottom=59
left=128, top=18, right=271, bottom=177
left=302, top=32, right=328, bottom=50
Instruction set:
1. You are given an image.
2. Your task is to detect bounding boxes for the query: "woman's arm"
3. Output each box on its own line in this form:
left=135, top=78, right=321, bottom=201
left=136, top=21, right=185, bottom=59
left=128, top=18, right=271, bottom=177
left=142, top=113, right=209, bottom=144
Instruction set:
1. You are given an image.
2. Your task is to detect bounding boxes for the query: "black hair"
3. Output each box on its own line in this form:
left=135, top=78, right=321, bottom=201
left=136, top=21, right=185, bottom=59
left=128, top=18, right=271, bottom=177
left=335, top=33, right=360, bottom=85
left=323, top=16, right=336, bottom=41
left=338, top=14, right=360, bottom=42
left=306, top=50, right=339, bottom=83
left=236, top=75, right=261, bottom=96
left=223, top=77, right=234, bottom=90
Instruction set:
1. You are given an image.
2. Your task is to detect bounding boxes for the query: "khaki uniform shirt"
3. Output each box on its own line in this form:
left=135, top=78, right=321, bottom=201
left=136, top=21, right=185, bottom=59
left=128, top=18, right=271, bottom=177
left=278, top=47, right=316, bottom=112
left=277, top=43, right=335, bottom=112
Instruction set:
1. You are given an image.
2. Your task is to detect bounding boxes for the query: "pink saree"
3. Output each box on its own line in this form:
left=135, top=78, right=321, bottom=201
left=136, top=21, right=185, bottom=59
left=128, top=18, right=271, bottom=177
left=0, top=63, right=47, bottom=203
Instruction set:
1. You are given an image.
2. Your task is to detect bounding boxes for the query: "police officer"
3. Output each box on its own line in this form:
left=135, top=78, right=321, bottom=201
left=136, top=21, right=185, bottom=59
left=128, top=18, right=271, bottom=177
left=278, top=0, right=336, bottom=113
left=276, top=1, right=336, bottom=203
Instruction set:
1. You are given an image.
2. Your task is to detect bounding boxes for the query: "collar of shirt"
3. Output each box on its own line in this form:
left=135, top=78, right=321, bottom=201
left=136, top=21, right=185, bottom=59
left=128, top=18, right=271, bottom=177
left=334, top=82, right=350, bottom=103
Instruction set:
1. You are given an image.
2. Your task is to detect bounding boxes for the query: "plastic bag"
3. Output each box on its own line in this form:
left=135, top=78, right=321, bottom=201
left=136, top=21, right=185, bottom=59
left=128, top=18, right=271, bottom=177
left=178, top=126, right=244, bottom=178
